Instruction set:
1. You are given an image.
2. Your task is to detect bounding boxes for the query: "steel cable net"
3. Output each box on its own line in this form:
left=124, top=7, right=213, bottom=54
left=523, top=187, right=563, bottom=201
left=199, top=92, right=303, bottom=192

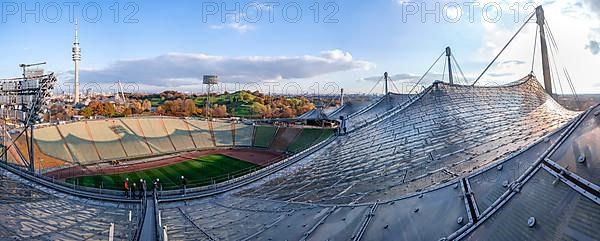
left=2, top=6, right=599, bottom=241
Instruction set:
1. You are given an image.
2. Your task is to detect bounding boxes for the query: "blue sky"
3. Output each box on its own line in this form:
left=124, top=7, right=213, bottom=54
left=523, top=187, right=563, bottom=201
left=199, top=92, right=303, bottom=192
left=1, top=0, right=599, bottom=94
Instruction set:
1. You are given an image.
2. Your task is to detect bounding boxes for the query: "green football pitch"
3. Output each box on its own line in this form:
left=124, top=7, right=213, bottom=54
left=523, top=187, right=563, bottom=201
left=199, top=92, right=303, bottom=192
left=66, top=154, right=260, bottom=190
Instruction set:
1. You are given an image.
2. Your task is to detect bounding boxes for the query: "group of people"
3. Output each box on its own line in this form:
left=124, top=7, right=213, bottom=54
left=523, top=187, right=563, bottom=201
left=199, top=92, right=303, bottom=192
left=123, top=176, right=188, bottom=199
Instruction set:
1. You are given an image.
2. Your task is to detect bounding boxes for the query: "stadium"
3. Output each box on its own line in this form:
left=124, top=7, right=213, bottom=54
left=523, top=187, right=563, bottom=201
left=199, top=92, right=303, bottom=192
left=25, top=118, right=333, bottom=190
left=1, top=4, right=599, bottom=241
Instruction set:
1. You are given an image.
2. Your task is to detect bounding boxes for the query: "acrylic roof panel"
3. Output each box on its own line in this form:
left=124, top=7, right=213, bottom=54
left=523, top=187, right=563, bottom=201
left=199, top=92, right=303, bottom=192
left=462, top=167, right=600, bottom=241
left=360, top=181, right=469, bottom=241
left=238, top=77, right=576, bottom=205
left=550, top=104, right=600, bottom=188
left=468, top=124, right=568, bottom=215
left=0, top=170, right=140, bottom=240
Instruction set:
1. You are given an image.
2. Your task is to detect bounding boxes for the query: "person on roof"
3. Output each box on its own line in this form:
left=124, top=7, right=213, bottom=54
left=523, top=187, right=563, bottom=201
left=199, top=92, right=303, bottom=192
left=123, top=178, right=129, bottom=198
left=181, top=176, right=188, bottom=196
left=131, top=182, right=137, bottom=199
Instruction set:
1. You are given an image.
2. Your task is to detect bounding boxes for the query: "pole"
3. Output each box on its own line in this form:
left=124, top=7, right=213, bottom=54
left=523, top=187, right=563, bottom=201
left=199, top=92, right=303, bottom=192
left=29, top=124, right=34, bottom=172
left=205, top=85, right=210, bottom=119
left=446, top=47, right=454, bottom=84
left=536, top=6, right=553, bottom=96
left=383, top=72, right=389, bottom=95
left=108, top=223, right=114, bottom=241
left=163, top=226, right=169, bottom=241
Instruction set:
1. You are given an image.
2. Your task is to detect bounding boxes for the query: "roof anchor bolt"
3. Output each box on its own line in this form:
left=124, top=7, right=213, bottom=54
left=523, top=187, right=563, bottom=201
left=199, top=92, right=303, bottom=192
left=577, top=154, right=586, bottom=164
left=528, top=217, right=536, bottom=228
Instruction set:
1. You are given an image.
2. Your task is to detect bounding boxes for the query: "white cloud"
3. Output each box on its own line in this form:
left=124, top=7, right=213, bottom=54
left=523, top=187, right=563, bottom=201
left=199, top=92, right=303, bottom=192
left=64, top=50, right=375, bottom=91
left=210, top=22, right=256, bottom=33
left=586, top=40, right=600, bottom=54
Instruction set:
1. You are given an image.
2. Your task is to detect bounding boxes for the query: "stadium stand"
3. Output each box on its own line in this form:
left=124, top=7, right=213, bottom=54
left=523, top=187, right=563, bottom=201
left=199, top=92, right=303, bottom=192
left=252, top=126, right=277, bottom=148
left=233, top=123, right=254, bottom=146
left=114, top=119, right=152, bottom=157
left=86, top=120, right=128, bottom=160
left=286, top=128, right=325, bottom=153
left=32, top=126, right=74, bottom=163
left=57, top=123, right=100, bottom=164
left=212, top=121, right=234, bottom=146
left=120, top=118, right=156, bottom=154
left=138, top=118, right=176, bottom=153
left=33, top=118, right=310, bottom=169
left=269, top=127, right=302, bottom=151
left=185, top=119, right=215, bottom=149
left=162, top=118, right=195, bottom=151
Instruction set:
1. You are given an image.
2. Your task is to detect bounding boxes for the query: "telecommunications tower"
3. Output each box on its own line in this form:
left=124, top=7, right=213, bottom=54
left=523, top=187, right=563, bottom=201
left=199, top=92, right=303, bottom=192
left=72, top=19, right=81, bottom=103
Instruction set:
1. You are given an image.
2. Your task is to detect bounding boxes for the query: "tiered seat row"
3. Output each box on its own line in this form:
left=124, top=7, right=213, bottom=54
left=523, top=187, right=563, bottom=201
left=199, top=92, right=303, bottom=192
left=32, top=118, right=255, bottom=165
left=32, top=118, right=332, bottom=167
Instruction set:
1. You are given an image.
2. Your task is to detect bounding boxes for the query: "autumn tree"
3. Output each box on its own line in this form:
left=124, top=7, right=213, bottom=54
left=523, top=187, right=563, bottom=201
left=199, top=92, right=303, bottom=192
left=80, top=107, right=93, bottom=118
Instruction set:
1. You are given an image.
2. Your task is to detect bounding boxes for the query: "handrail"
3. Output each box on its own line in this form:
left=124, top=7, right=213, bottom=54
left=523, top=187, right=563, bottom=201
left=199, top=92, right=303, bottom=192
left=133, top=193, right=147, bottom=241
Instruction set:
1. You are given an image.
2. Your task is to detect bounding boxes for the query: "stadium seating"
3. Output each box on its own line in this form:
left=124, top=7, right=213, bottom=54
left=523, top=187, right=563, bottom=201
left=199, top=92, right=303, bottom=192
left=233, top=123, right=254, bottom=146
left=212, top=121, right=234, bottom=146
left=286, top=128, right=327, bottom=153
left=57, top=122, right=100, bottom=164
left=252, top=126, right=277, bottom=148
left=33, top=126, right=74, bottom=162
left=114, top=120, right=152, bottom=157
left=162, top=118, right=196, bottom=151
left=185, top=119, right=215, bottom=149
left=138, top=118, right=176, bottom=153
left=33, top=117, right=331, bottom=169
left=269, top=127, right=302, bottom=151
left=86, top=120, right=128, bottom=160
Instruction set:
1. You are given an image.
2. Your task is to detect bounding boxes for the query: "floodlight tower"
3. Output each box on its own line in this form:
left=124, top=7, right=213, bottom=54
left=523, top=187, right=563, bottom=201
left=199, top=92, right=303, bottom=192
left=72, top=19, right=81, bottom=103
left=203, top=75, right=218, bottom=119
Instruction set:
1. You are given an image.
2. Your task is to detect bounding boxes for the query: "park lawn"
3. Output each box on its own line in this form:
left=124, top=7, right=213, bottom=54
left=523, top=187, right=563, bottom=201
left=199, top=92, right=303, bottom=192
left=66, top=154, right=260, bottom=190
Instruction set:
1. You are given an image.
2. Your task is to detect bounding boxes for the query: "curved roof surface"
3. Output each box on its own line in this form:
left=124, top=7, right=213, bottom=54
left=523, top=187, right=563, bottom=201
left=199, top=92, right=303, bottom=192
left=2, top=75, right=599, bottom=241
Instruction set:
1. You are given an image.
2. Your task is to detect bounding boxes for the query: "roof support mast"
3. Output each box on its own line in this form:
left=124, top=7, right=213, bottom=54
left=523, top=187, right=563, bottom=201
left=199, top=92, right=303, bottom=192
left=384, top=72, right=389, bottom=96
left=446, top=47, right=454, bottom=84
left=536, top=6, right=553, bottom=96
